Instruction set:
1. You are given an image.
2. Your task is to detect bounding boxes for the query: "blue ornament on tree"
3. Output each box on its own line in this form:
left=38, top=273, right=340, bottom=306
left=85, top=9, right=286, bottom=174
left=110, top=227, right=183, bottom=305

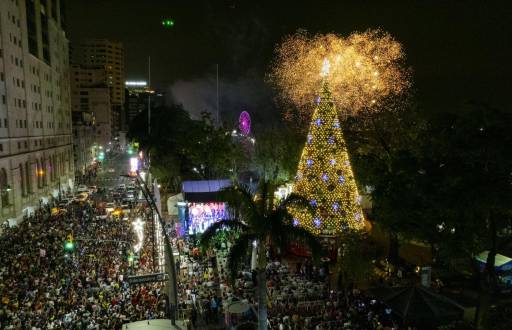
left=313, top=217, right=322, bottom=227
left=338, top=175, right=345, bottom=184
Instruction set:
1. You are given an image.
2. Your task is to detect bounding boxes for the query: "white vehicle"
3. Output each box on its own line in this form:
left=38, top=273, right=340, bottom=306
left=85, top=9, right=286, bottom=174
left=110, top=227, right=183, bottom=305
left=88, top=186, right=98, bottom=193
left=121, top=203, right=131, bottom=214
left=105, top=202, right=116, bottom=213
left=118, top=184, right=126, bottom=190
left=76, top=185, right=88, bottom=193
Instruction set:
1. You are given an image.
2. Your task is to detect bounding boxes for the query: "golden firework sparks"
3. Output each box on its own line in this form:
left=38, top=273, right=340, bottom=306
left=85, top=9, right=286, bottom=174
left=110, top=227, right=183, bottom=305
left=269, top=29, right=411, bottom=120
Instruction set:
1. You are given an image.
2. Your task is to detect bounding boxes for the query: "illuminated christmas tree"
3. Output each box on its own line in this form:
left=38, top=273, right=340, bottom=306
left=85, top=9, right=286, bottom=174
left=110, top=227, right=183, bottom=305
left=291, top=77, right=365, bottom=235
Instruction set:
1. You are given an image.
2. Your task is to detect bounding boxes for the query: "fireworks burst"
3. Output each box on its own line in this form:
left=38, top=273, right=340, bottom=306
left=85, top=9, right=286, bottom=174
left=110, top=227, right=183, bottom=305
left=270, top=29, right=411, bottom=120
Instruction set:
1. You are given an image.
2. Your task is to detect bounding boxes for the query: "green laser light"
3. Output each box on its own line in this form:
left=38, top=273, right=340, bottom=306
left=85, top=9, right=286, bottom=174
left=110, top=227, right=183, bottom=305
left=162, top=19, right=174, bottom=27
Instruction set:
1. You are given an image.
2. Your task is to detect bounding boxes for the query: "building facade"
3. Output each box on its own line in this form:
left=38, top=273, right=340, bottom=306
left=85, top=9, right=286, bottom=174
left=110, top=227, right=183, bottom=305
left=70, top=64, right=111, bottom=174
left=73, top=39, right=125, bottom=136
left=71, top=111, right=94, bottom=177
left=124, top=81, right=166, bottom=131
left=0, top=0, right=74, bottom=224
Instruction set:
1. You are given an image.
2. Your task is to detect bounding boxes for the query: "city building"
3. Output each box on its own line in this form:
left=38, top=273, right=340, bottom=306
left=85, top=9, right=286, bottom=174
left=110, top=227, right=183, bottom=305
left=71, top=111, right=94, bottom=176
left=0, top=0, right=74, bottom=224
left=124, top=80, right=166, bottom=131
left=125, top=81, right=149, bottom=129
left=73, top=39, right=125, bottom=136
left=70, top=64, right=111, bottom=154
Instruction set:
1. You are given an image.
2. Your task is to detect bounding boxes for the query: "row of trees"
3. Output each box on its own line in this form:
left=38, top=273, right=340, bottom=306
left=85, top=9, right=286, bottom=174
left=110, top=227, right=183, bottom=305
left=128, top=105, right=247, bottom=192
left=343, top=102, right=512, bottom=327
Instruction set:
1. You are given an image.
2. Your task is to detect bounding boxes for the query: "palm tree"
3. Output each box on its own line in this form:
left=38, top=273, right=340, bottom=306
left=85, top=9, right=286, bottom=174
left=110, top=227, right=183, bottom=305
left=200, top=181, right=323, bottom=330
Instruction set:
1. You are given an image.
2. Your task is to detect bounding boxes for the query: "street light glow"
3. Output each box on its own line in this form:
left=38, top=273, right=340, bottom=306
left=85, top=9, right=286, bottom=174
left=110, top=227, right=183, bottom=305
left=125, top=81, right=147, bottom=86
left=130, top=157, right=139, bottom=173
left=132, top=218, right=145, bottom=253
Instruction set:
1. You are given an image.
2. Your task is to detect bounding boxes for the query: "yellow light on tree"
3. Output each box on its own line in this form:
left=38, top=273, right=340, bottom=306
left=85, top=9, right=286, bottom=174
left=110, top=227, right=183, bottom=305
left=290, top=66, right=365, bottom=235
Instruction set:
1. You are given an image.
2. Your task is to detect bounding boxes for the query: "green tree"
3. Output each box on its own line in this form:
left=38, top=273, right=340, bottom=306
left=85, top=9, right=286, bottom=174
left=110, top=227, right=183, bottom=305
left=337, top=230, right=375, bottom=293
left=128, top=105, right=241, bottom=190
left=254, top=124, right=303, bottom=182
left=347, top=102, right=512, bottom=328
left=200, top=182, right=323, bottom=330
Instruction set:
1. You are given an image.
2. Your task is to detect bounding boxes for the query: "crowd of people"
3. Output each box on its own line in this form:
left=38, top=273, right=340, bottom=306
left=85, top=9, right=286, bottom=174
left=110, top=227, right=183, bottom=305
left=0, top=196, right=165, bottom=329
left=182, top=248, right=398, bottom=330
left=263, top=262, right=397, bottom=329
left=176, top=239, right=224, bottom=328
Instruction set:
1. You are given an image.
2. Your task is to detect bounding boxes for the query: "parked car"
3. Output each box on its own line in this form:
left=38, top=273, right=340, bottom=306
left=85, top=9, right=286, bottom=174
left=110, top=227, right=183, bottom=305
left=77, top=185, right=88, bottom=193
left=106, top=202, right=116, bottom=213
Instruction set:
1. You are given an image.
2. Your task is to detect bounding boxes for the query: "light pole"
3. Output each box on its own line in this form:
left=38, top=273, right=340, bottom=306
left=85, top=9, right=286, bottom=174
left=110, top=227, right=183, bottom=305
left=122, top=172, right=178, bottom=324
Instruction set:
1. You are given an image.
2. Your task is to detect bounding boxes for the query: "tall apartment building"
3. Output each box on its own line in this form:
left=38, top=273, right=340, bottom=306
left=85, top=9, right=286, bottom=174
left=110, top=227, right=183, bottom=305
left=124, top=81, right=166, bottom=130
left=73, top=39, right=124, bottom=136
left=70, top=64, right=111, bottom=174
left=71, top=110, right=94, bottom=176
left=0, top=0, right=74, bottom=224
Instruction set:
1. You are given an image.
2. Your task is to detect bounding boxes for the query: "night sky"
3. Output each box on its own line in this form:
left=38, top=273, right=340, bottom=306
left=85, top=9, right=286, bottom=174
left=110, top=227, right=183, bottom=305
left=68, top=0, right=512, bottom=121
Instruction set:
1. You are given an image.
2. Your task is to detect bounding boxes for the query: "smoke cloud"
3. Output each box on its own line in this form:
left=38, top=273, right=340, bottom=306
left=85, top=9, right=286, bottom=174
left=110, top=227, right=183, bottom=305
left=166, top=75, right=277, bottom=130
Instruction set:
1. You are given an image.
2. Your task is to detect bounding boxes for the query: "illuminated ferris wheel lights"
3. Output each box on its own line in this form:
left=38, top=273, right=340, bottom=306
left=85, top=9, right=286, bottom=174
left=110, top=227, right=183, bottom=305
left=239, top=111, right=251, bottom=136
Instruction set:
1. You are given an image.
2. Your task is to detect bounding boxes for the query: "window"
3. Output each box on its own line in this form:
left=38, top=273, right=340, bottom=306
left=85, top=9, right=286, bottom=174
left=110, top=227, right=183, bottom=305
left=0, top=168, right=9, bottom=206
left=2, top=95, right=5, bottom=104
left=19, top=164, right=26, bottom=196
left=25, top=161, right=32, bottom=194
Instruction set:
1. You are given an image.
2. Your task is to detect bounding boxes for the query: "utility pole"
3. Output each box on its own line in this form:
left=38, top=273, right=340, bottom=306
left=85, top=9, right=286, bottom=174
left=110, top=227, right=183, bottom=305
left=148, top=56, right=151, bottom=135
left=216, top=63, right=220, bottom=126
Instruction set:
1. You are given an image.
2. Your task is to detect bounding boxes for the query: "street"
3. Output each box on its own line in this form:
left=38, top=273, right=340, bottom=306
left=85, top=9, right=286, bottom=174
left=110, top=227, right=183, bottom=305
left=0, top=150, right=171, bottom=329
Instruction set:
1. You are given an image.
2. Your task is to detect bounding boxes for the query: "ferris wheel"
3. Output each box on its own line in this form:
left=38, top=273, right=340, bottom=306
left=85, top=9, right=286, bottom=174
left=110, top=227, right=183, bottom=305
left=239, top=111, right=251, bottom=136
